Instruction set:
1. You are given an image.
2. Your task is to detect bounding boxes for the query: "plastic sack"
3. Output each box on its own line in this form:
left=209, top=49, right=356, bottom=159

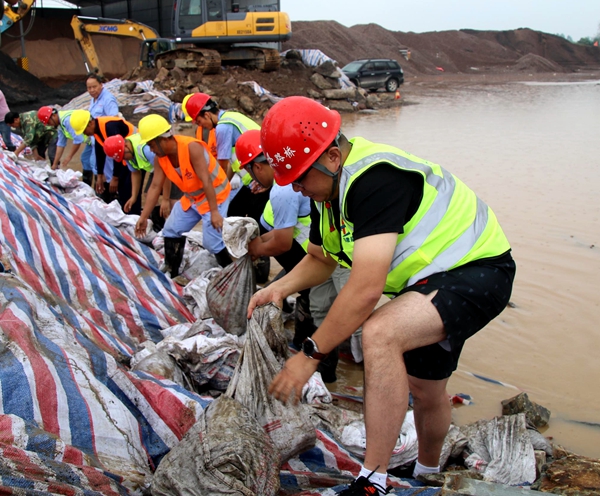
left=151, top=395, right=280, bottom=496
left=221, top=216, right=259, bottom=259
left=206, top=254, right=256, bottom=336
left=130, top=344, right=191, bottom=390
left=180, top=230, right=220, bottom=280
left=461, top=413, right=537, bottom=485
left=226, top=303, right=316, bottom=463
left=160, top=332, right=243, bottom=391
left=183, top=267, right=222, bottom=320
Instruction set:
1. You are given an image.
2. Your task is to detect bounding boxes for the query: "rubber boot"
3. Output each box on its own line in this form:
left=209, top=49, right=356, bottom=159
left=292, top=294, right=315, bottom=350
left=164, top=236, right=186, bottom=278
left=254, top=255, right=271, bottom=284
left=317, top=347, right=339, bottom=383
left=215, top=247, right=232, bottom=268
left=82, top=170, right=93, bottom=186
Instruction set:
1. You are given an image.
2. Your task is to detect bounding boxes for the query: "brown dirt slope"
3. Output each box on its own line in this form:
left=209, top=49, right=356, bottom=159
left=284, top=22, right=600, bottom=76
left=2, top=18, right=600, bottom=113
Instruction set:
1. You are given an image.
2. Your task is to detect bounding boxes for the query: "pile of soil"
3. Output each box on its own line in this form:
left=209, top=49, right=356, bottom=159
left=0, top=51, right=85, bottom=112
left=284, top=22, right=600, bottom=76
left=1, top=17, right=599, bottom=115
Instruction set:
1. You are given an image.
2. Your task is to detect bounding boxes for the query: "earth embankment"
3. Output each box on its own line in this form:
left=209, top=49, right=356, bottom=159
left=1, top=17, right=599, bottom=113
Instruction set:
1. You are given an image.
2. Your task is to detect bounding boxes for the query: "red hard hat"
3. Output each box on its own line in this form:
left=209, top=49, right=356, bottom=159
left=184, top=92, right=213, bottom=120
left=103, top=135, right=126, bottom=162
left=235, top=129, right=263, bottom=169
left=260, top=96, right=341, bottom=186
left=37, top=106, right=54, bottom=125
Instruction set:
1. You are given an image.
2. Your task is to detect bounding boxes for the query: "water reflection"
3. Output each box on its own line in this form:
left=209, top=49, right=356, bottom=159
left=334, top=81, right=600, bottom=458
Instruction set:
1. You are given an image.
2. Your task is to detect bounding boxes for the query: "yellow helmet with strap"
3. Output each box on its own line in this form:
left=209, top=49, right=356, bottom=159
left=139, top=114, right=172, bottom=143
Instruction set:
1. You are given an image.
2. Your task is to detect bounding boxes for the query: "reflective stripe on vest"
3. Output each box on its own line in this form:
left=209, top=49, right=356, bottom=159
left=126, top=134, right=153, bottom=172
left=58, top=110, right=75, bottom=140
left=318, top=137, right=511, bottom=294
left=157, top=135, right=230, bottom=214
left=218, top=111, right=260, bottom=185
left=262, top=200, right=311, bottom=251
left=94, top=117, right=135, bottom=147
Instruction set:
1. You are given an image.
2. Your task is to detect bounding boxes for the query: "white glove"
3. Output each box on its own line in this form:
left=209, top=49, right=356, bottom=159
left=230, top=174, right=242, bottom=190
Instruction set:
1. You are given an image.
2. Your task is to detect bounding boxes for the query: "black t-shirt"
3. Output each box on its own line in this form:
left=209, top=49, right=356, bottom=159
left=309, top=163, right=424, bottom=246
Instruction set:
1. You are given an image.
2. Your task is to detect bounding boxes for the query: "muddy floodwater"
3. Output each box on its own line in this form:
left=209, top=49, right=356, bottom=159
left=329, top=78, right=600, bottom=459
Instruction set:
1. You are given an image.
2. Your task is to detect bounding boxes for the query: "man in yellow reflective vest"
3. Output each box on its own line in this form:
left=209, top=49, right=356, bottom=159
left=134, top=114, right=232, bottom=275
left=249, top=97, right=516, bottom=495
left=237, top=129, right=353, bottom=383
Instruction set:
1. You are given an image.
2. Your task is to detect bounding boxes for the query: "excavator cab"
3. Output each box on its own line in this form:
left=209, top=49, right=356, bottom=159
left=173, top=0, right=291, bottom=43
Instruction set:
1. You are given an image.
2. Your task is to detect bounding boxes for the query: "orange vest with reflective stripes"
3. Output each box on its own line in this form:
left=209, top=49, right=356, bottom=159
left=158, top=135, right=230, bottom=214
left=94, top=116, right=135, bottom=147
left=195, top=127, right=218, bottom=159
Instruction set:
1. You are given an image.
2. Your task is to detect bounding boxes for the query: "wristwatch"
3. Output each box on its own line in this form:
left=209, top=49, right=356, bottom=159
left=301, top=337, right=329, bottom=360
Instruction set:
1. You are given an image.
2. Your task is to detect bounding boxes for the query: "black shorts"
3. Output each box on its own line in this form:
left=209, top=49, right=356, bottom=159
left=397, top=252, right=516, bottom=380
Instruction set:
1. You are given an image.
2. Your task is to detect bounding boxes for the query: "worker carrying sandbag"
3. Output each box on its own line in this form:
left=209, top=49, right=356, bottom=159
left=249, top=96, right=515, bottom=494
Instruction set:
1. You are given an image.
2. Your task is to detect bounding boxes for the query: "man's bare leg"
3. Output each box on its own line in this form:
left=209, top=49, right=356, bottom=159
left=361, top=290, right=445, bottom=473
left=408, top=375, right=451, bottom=468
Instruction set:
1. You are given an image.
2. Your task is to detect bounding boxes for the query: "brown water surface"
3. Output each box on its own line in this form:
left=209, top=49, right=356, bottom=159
left=330, top=79, right=600, bottom=458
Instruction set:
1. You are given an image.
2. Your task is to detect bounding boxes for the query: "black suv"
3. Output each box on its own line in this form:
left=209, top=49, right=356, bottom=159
left=341, top=58, right=404, bottom=92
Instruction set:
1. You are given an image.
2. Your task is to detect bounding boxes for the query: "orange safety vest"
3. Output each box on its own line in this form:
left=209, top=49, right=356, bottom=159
left=94, top=116, right=135, bottom=147
left=195, top=127, right=218, bottom=159
left=158, top=135, right=230, bottom=214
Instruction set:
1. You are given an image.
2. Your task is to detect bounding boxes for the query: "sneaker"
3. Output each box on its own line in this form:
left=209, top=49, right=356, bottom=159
left=338, top=476, right=389, bottom=495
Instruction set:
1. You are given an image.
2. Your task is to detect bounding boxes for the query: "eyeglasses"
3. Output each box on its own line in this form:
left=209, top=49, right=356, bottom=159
left=292, top=166, right=313, bottom=187
left=246, top=162, right=267, bottom=189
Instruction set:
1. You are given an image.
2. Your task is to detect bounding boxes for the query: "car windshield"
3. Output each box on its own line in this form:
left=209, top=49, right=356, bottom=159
left=342, top=61, right=365, bottom=72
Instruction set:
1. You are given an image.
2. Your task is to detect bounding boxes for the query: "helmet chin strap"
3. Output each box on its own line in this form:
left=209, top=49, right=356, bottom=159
left=311, top=160, right=340, bottom=202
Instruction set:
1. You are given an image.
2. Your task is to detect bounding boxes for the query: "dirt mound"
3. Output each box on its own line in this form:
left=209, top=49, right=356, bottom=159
left=0, top=50, right=85, bottom=111
left=2, top=17, right=599, bottom=115
left=283, top=23, right=600, bottom=76
left=1, top=36, right=141, bottom=85
left=514, top=53, right=565, bottom=73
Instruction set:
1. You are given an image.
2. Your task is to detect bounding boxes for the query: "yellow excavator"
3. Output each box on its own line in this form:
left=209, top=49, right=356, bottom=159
left=143, top=0, right=292, bottom=73
left=1, top=0, right=35, bottom=38
left=70, top=15, right=173, bottom=77
left=72, top=1, right=291, bottom=75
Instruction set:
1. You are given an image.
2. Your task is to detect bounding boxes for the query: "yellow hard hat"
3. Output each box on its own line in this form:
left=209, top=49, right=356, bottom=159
left=182, top=94, right=193, bottom=122
left=70, top=109, right=92, bottom=135
left=139, top=114, right=172, bottom=143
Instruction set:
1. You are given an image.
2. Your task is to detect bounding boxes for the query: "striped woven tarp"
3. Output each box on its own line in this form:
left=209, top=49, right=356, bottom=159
left=0, top=150, right=432, bottom=494
left=0, top=151, right=210, bottom=491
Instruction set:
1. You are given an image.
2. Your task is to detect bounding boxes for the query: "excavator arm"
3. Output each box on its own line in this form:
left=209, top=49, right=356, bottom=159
left=1, top=0, right=35, bottom=36
left=71, top=15, right=160, bottom=76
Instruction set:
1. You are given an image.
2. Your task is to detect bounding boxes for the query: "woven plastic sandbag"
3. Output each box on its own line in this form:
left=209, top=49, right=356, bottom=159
left=206, top=254, right=256, bottom=336
left=461, top=413, right=537, bottom=485
left=151, top=395, right=280, bottom=496
left=226, top=303, right=316, bottom=462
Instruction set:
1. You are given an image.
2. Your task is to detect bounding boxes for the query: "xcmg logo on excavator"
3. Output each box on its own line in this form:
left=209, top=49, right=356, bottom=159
left=99, top=25, right=119, bottom=32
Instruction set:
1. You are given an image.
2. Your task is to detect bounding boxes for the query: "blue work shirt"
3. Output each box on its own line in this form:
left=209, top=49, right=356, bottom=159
left=215, top=110, right=241, bottom=162
left=57, top=114, right=84, bottom=148
left=89, top=88, right=119, bottom=118
left=260, top=183, right=311, bottom=232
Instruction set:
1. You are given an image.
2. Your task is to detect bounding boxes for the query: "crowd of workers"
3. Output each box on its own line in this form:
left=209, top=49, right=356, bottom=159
left=1, top=76, right=515, bottom=496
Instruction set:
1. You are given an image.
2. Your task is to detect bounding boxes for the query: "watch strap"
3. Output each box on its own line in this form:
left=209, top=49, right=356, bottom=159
left=302, top=337, right=329, bottom=360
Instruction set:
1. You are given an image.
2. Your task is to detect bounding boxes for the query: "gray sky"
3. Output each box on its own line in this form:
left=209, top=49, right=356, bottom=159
left=283, top=0, right=600, bottom=41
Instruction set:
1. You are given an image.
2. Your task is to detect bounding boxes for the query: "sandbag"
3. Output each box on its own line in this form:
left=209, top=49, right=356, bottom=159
left=206, top=254, right=256, bottom=336
left=131, top=343, right=190, bottom=389
left=226, top=303, right=316, bottom=462
left=151, top=395, right=280, bottom=496
left=184, top=267, right=222, bottom=320
left=461, top=413, right=537, bottom=485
